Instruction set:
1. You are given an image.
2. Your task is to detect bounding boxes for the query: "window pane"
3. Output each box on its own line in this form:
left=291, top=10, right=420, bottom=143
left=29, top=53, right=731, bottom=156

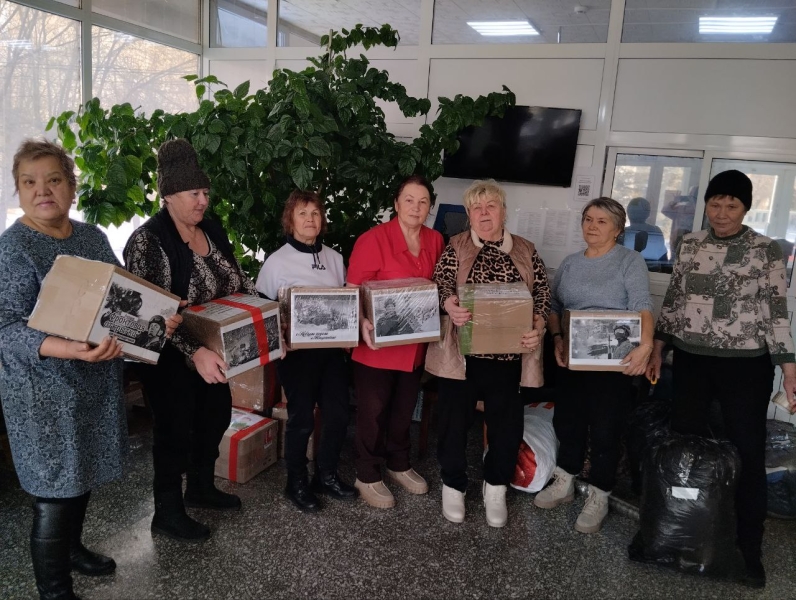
left=0, top=1, right=81, bottom=236
left=278, top=0, right=421, bottom=47
left=92, top=0, right=199, bottom=43
left=706, top=159, right=796, bottom=284
left=611, top=153, right=703, bottom=272
left=211, top=0, right=267, bottom=48
left=622, top=1, right=796, bottom=43
left=53, top=0, right=79, bottom=6
left=433, top=0, right=610, bottom=45
left=92, top=26, right=199, bottom=116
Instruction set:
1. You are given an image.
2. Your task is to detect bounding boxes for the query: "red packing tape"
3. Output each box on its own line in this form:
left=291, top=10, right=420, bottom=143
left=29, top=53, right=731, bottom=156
left=228, top=419, right=270, bottom=482
left=212, top=298, right=271, bottom=365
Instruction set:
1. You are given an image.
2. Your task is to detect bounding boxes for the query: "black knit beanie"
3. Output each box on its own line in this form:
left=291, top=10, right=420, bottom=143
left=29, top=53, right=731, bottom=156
left=704, top=169, right=753, bottom=211
left=156, top=138, right=211, bottom=197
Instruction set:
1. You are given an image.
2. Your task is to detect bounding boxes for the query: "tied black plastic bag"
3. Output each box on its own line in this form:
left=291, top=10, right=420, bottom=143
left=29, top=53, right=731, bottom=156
left=628, top=434, right=744, bottom=579
left=627, top=400, right=671, bottom=495
left=765, top=420, right=796, bottom=519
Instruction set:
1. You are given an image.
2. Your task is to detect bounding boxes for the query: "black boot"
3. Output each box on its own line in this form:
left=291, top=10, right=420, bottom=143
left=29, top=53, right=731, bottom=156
left=312, top=471, right=358, bottom=500
left=31, top=498, right=80, bottom=600
left=285, top=476, right=321, bottom=512
left=151, top=489, right=211, bottom=543
left=741, top=547, right=766, bottom=589
left=69, top=493, right=115, bottom=576
left=184, top=464, right=242, bottom=511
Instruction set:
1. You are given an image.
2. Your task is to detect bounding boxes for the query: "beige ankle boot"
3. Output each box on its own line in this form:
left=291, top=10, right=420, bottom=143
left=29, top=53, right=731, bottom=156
left=534, top=467, right=575, bottom=509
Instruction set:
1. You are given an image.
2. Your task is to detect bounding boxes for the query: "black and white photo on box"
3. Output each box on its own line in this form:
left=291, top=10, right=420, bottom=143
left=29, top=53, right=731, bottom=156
left=223, top=323, right=261, bottom=367
left=264, top=314, right=280, bottom=353
left=372, top=288, right=440, bottom=343
left=569, top=315, right=641, bottom=365
left=93, top=281, right=171, bottom=354
left=291, top=292, right=358, bottom=343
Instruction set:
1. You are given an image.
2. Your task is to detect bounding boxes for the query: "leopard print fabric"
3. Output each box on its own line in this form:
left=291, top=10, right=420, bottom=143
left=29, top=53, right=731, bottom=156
left=433, top=236, right=551, bottom=360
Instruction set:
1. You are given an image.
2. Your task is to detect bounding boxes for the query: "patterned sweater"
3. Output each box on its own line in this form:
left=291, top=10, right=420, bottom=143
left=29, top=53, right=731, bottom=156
left=655, top=226, right=795, bottom=364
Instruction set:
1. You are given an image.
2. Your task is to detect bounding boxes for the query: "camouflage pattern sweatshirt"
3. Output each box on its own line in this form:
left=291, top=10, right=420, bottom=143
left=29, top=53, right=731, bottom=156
left=655, top=226, right=795, bottom=364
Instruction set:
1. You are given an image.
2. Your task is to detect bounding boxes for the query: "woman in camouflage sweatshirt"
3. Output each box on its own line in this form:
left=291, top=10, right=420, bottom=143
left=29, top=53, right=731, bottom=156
left=648, top=170, right=796, bottom=589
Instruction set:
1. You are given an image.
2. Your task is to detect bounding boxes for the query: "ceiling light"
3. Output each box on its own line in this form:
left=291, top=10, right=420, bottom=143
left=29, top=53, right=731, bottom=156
left=467, top=21, right=539, bottom=36
left=699, top=16, right=777, bottom=34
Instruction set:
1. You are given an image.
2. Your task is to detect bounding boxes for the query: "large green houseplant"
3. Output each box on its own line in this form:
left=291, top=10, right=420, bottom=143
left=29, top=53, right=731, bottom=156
left=49, top=25, right=515, bottom=276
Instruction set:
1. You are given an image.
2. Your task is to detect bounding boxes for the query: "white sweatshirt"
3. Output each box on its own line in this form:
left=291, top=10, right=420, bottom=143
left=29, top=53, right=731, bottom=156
left=255, top=239, right=346, bottom=300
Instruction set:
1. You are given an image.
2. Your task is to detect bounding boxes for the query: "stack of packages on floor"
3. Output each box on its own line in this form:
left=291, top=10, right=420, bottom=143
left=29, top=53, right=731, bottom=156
left=28, top=255, right=180, bottom=364
left=182, top=293, right=283, bottom=482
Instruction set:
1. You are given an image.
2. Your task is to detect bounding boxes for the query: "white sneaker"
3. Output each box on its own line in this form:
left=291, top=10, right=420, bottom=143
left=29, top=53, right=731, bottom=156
left=441, top=485, right=465, bottom=523
left=482, top=482, right=507, bottom=528
left=575, top=485, right=610, bottom=534
left=534, top=467, right=575, bottom=509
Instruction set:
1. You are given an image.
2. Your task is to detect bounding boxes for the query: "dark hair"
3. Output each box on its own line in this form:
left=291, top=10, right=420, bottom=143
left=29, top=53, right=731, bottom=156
left=581, top=197, right=627, bottom=235
left=281, top=190, right=328, bottom=237
left=12, top=138, right=76, bottom=193
left=394, top=174, right=436, bottom=208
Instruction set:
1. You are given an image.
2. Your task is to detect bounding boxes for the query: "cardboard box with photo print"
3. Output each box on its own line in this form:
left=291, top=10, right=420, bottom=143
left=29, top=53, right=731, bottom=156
left=280, top=286, right=359, bottom=350
left=362, top=278, right=441, bottom=349
left=182, top=293, right=282, bottom=378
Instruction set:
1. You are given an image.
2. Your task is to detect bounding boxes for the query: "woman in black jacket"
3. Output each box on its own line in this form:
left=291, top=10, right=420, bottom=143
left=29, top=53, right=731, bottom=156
left=124, top=139, right=258, bottom=542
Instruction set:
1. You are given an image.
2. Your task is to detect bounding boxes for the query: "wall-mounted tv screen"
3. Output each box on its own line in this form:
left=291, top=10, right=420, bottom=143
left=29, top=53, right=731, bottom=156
left=442, top=105, right=582, bottom=187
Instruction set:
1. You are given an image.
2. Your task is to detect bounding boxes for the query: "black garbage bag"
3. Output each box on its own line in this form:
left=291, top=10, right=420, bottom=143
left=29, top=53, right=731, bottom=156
left=765, top=420, right=796, bottom=519
left=628, top=434, right=744, bottom=579
left=626, top=400, right=671, bottom=495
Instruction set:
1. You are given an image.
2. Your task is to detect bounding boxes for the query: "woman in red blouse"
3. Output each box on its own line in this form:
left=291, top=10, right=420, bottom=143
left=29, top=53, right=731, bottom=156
left=347, top=175, right=444, bottom=509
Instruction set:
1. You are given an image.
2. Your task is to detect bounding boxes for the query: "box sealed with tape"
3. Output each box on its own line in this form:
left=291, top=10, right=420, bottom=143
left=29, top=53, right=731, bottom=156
left=215, top=408, right=278, bottom=483
left=28, top=255, right=180, bottom=364
left=182, top=293, right=281, bottom=378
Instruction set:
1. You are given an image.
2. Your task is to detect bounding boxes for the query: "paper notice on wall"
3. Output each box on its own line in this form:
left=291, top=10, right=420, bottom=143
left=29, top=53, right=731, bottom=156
left=542, top=210, right=571, bottom=247
left=569, top=210, right=588, bottom=251
left=514, top=208, right=545, bottom=243
left=569, top=175, right=596, bottom=210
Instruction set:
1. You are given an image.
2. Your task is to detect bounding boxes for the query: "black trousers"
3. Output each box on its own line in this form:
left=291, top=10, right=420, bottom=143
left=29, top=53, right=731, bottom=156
left=353, top=362, right=423, bottom=483
left=553, top=368, right=633, bottom=492
left=139, top=346, right=232, bottom=492
left=671, top=348, right=773, bottom=554
left=277, top=348, right=351, bottom=479
left=437, top=358, right=524, bottom=492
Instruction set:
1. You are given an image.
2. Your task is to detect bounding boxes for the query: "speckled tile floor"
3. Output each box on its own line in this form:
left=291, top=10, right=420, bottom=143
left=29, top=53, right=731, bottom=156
left=1, top=407, right=794, bottom=600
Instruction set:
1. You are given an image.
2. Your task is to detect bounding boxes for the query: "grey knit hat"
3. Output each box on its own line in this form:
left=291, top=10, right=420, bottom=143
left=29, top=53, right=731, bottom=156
left=156, top=138, right=211, bottom=197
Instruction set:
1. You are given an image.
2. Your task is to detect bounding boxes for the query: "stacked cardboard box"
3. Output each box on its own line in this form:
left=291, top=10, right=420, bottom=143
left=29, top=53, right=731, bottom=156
left=215, top=408, right=278, bottom=483
left=182, top=293, right=281, bottom=378
left=457, top=282, right=534, bottom=355
left=229, top=362, right=280, bottom=413
left=281, top=286, right=359, bottom=349
left=362, top=278, right=440, bottom=348
left=28, top=255, right=180, bottom=364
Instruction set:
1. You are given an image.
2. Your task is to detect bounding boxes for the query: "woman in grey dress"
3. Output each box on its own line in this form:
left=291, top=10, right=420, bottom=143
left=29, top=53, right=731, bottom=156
left=0, top=139, right=179, bottom=600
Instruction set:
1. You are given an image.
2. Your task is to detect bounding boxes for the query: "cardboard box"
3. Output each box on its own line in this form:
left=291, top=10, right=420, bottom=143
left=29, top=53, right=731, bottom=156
left=270, top=401, right=316, bottom=460
left=457, top=282, right=533, bottom=355
left=182, top=294, right=282, bottom=378
left=229, top=362, right=280, bottom=413
left=564, top=310, right=643, bottom=372
left=362, top=278, right=440, bottom=348
left=28, top=255, right=180, bottom=364
left=281, top=286, right=359, bottom=349
left=215, top=409, right=278, bottom=483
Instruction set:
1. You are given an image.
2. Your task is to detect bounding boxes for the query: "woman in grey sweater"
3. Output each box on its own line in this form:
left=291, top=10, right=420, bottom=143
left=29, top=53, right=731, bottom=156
left=534, top=197, right=654, bottom=534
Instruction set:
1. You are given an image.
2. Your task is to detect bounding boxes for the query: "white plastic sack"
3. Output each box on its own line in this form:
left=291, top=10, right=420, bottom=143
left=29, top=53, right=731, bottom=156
left=511, top=402, right=559, bottom=493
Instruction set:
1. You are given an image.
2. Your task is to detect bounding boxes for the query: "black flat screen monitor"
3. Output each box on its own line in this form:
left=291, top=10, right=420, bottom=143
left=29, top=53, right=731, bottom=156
left=442, top=105, right=582, bottom=187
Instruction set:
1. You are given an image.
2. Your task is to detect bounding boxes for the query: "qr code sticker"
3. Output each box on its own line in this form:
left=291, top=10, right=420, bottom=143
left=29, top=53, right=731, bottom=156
left=577, top=184, right=590, bottom=197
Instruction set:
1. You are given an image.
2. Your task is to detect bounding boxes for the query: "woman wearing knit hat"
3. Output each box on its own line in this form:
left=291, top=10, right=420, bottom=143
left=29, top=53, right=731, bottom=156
left=124, top=138, right=260, bottom=543
left=649, top=169, right=796, bottom=589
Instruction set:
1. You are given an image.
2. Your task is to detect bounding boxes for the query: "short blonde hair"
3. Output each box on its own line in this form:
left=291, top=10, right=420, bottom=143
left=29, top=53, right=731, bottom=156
left=462, top=179, right=507, bottom=212
left=581, top=197, right=627, bottom=235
